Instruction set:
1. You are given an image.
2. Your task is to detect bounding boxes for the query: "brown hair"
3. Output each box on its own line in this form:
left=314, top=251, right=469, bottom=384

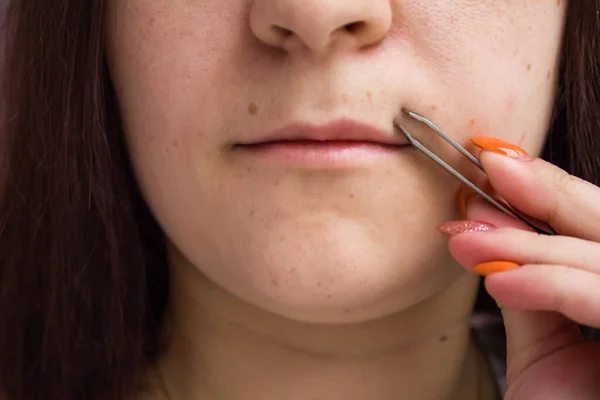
left=0, top=1, right=598, bottom=399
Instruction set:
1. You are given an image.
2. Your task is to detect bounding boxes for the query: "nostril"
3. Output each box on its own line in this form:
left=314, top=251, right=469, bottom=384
left=343, top=21, right=366, bottom=34
left=250, top=0, right=392, bottom=52
left=271, top=25, right=294, bottom=39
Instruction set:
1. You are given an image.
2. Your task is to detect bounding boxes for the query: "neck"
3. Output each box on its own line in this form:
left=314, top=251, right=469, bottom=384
left=150, top=254, right=498, bottom=400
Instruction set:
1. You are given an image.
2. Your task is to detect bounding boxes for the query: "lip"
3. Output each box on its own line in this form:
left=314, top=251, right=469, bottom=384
left=238, top=119, right=409, bottom=146
left=233, top=119, right=410, bottom=168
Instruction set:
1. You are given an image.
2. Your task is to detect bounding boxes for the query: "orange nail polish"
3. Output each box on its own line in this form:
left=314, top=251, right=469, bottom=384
left=457, top=185, right=475, bottom=220
left=456, top=182, right=496, bottom=219
left=470, top=137, right=529, bottom=159
left=472, top=261, right=520, bottom=276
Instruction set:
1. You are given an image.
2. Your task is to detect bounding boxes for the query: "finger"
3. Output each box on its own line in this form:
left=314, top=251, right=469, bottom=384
left=477, top=150, right=600, bottom=241
left=504, top=341, right=600, bottom=400
left=461, top=194, right=534, bottom=230
left=485, top=264, right=600, bottom=328
left=501, top=310, right=583, bottom=390
left=452, top=197, right=584, bottom=386
left=448, top=227, right=600, bottom=276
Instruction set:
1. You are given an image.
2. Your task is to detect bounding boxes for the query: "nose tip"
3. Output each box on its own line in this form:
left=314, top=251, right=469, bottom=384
left=250, top=1, right=392, bottom=54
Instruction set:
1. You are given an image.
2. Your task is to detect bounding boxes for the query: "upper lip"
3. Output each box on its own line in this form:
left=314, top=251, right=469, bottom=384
left=238, top=119, right=409, bottom=146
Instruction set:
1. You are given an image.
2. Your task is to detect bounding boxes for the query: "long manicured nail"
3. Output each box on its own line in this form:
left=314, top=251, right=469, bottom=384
left=457, top=185, right=476, bottom=220
left=456, top=182, right=496, bottom=219
left=438, top=220, right=496, bottom=235
left=472, top=261, right=520, bottom=276
left=470, top=137, right=530, bottom=159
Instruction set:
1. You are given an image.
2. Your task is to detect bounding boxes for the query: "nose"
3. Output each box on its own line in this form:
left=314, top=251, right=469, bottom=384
left=250, top=0, right=392, bottom=54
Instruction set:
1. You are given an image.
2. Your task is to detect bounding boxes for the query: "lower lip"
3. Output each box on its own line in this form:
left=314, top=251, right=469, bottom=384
left=235, top=140, right=408, bottom=168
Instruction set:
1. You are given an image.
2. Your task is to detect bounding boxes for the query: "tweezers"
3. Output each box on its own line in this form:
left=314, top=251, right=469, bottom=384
left=396, top=109, right=557, bottom=236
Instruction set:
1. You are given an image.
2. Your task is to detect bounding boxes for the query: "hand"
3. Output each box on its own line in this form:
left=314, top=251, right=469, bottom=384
left=439, top=138, right=600, bottom=400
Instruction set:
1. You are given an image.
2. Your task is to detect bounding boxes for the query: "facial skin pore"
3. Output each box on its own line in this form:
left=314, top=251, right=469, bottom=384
left=106, top=1, right=566, bottom=399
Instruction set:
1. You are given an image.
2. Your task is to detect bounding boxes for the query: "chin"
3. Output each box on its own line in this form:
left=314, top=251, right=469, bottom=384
left=186, top=217, right=463, bottom=324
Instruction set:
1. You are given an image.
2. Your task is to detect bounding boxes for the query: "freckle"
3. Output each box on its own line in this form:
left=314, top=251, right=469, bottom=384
left=327, top=294, right=333, bottom=299
left=366, top=92, right=372, bottom=101
left=269, top=271, right=278, bottom=287
left=467, top=119, right=483, bottom=136
left=343, top=309, right=351, bottom=313
left=439, top=335, right=448, bottom=342
left=248, top=102, right=258, bottom=115
left=526, top=63, right=532, bottom=71
left=172, top=140, right=179, bottom=147
left=547, top=71, right=551, bottom=81
left=349, top=193, right=355, bottom=199
left=343, top=94, right=349, bottom=103
left=430, top=104, right=437, bottom=111
left=317, top=282, right=322, bottom=287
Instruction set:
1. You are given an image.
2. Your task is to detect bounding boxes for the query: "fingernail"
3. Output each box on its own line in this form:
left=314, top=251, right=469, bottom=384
left=437, top=220, right=496, bottom=235
left=470, top=137, right=530, bottom=159
left=472, top=261, right=520, bottom=276
left=457, top=185, right=476, bottom=220
left=456, top=182, right=496, bottom=219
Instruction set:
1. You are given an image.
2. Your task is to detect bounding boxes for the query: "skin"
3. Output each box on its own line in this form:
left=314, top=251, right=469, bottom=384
left=452, top=155, right=600, bottom=400
left=105, top=1, right=571, bottom=399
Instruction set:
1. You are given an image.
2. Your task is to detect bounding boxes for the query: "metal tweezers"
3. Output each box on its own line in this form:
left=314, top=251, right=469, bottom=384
left=397, top=109, right=557, bottom=235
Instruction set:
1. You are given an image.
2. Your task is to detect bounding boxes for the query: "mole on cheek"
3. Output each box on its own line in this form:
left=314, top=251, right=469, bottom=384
left=248, top=102, right=258, bottom=115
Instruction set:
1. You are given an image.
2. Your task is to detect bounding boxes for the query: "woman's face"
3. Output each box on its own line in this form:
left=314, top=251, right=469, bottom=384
left=106, top=1, right=566, bottom=322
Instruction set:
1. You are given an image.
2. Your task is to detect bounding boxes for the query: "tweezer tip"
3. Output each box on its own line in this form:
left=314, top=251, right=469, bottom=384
left=404, top=109, right=422, bottom=121
left=400, top=108, right=420, bottom=120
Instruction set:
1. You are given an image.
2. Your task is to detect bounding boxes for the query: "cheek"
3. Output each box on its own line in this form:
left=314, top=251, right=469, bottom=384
left=105, top=0, right=250, bottom=210
left=105, top=0, right=247, bottom=148
left=402, top=0, right=565, bottom=153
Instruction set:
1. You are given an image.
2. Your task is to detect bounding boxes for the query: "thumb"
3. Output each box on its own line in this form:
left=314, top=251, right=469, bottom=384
left=458, top=197, right=583, bottom=386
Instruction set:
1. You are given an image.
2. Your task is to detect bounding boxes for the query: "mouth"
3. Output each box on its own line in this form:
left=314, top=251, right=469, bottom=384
left=233, top=119, right=411, bottom=168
